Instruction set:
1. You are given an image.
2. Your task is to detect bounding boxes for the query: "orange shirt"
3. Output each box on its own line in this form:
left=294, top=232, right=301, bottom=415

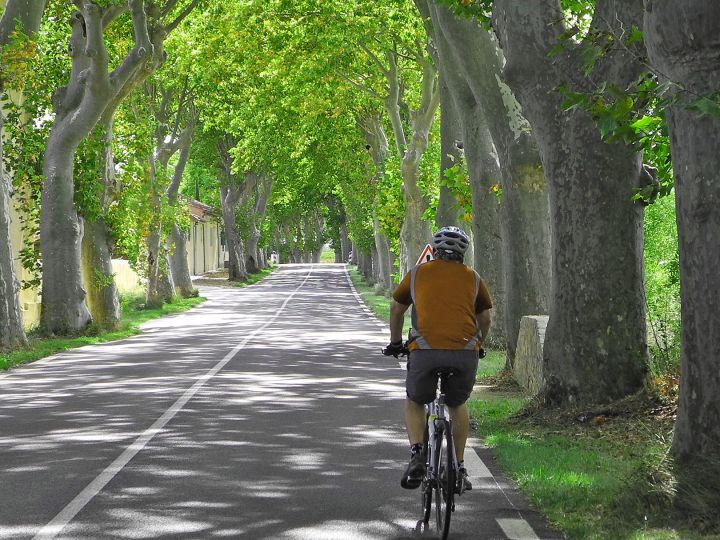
left=393, top=260, right=492, bottom=351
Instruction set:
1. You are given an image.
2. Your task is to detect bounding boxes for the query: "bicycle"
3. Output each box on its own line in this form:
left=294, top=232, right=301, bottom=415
left=414, top=367, right=460, bottom=539
left=383, top=344, right=479, bottom=539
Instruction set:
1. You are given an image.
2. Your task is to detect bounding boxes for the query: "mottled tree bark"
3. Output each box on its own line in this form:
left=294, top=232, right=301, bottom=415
left=83, top=2, right=200, bottom=315
left=218, top=138, right=258, bottom=282
left=431, top=2, right=552, bottom=360
left=493, top=0, right=648, bottom=404
left=435, top=75, right=462, bottom=230
left=358, top=113, right=395, bottom=291
left=644, top=0, right=720, bottom=461
left=390, top=47, right=439, bottom=274
left=81, top=116, right=120, bottom=327
left=166, top=105, right=196, bottom=298
left=338, top=223, right=350, bottom=263
left=220, top=185, right=246, bottom=280
left=0, top=0, right=47, bottom=348
left=41, top=1, right=152, bottom=334
left=428, top=4, right=506, bottom=349
left=246, top=173, right=272, bottom=274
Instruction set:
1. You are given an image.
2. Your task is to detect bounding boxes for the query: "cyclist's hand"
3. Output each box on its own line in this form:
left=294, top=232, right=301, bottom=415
left=383, top=341, right=406, bottom=358
left=478, top=348, right=486, bottom=359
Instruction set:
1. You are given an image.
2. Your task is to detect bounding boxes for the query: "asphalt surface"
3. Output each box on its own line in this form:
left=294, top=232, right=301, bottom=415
left=0, top=264, right=561, bottom=539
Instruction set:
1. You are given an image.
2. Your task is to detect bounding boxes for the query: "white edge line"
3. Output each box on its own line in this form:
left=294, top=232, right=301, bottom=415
left=343, top=264, right=388, bottom=332
left=496, top=518, right=541, bottom=540
left=32, top=267, right=314, bottom=540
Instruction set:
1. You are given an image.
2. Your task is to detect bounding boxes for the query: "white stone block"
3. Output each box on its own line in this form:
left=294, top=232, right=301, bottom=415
left=514, top=315, right=549, bottom=395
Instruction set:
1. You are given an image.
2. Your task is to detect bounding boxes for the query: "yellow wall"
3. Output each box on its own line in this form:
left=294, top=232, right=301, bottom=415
left=111, top=259, right=143, bottom=294
left=8, top=202, right=219, bottom=330
left=187, top=220, right=225, bottom=275
left=9, top=200, right=41, bottom=330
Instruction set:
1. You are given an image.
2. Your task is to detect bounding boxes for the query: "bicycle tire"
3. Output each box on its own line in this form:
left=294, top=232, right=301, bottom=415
left=421, top=427, right=432, bottom=524
left=434, top=421, right=455, bottom=539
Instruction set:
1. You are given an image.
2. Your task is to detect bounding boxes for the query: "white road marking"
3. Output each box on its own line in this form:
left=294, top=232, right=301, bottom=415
left=496, top=518, right=541, bottom=540
left=463, top=446, right=493, bottom=479
left=33, top=269, right=315, bottom=540
left=398, top=361, right=406, bottom=370
left=343, top=265, right=388, bottom=331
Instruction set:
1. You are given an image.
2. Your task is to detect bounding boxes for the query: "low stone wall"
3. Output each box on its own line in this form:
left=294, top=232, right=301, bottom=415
left=514, top=315, right=549, bottom=395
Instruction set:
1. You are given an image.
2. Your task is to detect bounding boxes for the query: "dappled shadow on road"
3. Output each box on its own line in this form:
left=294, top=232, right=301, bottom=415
left=0, top=265, right=501, bottom=539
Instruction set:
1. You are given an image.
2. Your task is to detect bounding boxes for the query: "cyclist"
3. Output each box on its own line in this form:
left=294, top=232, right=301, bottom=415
left=383, top=226, right=492, bottom=491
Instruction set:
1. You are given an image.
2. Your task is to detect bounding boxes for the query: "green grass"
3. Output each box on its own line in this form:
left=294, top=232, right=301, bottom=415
left=348, top=265, right=712, bottom=538
left=467, top=391, right=716, bottom=539
left=477, top=348, right=506, bottom=378
left=233, top=266, right=276, bottom=287
left=320, top=248, right=337, bottom=263
left=347, top=267, right=411, bottom=333
left=0, top=294, right=206, bottom=371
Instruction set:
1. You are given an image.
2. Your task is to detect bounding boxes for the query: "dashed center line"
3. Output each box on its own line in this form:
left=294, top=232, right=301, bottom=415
left=33, top=269, right=314, bottom=540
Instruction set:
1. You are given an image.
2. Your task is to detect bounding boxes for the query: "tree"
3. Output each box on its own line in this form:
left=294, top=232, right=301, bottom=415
left=0, top=0, right=47, bottom=348
left=429, top=1, right=552, bottom=359
left=491, top=0, right=649, bottom=404
left=643, top=1, right=720, bottom=462
left=143, top=80, right=197, bottom=306
left=81, top=0, right=201, bottom=323
left=40, top=0, right=154, bottom=334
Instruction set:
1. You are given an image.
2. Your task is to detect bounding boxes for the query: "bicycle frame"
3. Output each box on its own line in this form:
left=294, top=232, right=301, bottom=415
left=425, top=383, right=460, bottom=495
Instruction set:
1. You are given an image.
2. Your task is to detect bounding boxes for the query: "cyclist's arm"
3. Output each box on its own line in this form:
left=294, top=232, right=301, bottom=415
left=477, top=308, right=491, bottom=346
left=390, top=300, right=410, bottom=343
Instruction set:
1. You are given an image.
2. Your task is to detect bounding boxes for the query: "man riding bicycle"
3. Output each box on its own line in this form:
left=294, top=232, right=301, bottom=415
left=383, top=226, right=492, bottom=491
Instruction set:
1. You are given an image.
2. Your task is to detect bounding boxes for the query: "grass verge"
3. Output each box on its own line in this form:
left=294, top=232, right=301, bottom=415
left=1, top=294, right=205, bottom=372
left=348, top=266, right=717, bottom=539
left=233, top=266, right=276, bottom=287
left=347, top=266, right=411, bottom=333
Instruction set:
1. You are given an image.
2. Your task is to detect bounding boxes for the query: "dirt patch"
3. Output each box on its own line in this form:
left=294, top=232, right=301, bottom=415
left=192, top=270, right=238, bottom=288
left=510, top=389, right=676, bottom=442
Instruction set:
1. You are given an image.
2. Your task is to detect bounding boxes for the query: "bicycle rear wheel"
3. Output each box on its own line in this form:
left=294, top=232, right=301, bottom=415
left=421, top=436, right=432, bottom=525
left=434, top=420, right=455, bottom=539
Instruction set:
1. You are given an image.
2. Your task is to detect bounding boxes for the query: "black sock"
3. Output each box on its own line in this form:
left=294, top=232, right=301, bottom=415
left=410, top=443, right=423, bottom=456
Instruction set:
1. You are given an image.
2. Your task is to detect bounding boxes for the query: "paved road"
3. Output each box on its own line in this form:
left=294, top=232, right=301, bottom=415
left=0, top=264, right=560, bottom=539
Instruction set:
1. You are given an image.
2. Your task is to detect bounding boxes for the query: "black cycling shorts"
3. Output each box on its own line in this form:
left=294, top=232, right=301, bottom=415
left=405, top=349, right=479, bottom=407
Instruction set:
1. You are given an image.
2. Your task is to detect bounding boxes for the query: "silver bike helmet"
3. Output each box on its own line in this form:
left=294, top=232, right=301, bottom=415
left=432, top=226, right=470, bottom=255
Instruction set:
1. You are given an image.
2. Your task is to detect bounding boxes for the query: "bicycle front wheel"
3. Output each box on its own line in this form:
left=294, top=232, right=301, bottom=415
left=434, top=420, right=455, bottom=539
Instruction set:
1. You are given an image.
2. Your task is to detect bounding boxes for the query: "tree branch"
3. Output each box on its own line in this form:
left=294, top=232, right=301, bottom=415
left=102, top=4, right=129, bottom=29
left=335, top=71, right=385, bottom=100
left=160, top=0, right=181, bottom=18
left=359, top=41, right=389, bottom=74
left=81, top=2, right=110, bottom=88
left=165, top=0, right=201, bottom=33
left=109, top=0, right=152, bottom=89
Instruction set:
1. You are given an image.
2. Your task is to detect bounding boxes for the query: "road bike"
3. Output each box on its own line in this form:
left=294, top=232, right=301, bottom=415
left=414, top=367, right=461, bottom=539
left=384, top=344, right=484, bottom=538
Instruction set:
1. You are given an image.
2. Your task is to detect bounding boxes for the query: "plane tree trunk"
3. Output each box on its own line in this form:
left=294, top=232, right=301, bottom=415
left=0, top=0, right=48, bottom=348
left=387, top=48, right=439, bottom=275
left=218, top=136, right=258, bottom=282
left=493, top=0, right=649, bottom=404
left=246, top=172, right=272, bottom=274
left=644, top=0, right=720, bottom=461
left=166, top=117, right=196, bottom=297
left=435, top=75, right=462, bottom=231
left=82, top=2, right=199, bottom=317
left=427, top=5, right=506, bottom=349
left=431, top=2, right=551, bottom=361
left=358, top=113, right=395, bottom=291
left=41, top=1, right=152, bottom=334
